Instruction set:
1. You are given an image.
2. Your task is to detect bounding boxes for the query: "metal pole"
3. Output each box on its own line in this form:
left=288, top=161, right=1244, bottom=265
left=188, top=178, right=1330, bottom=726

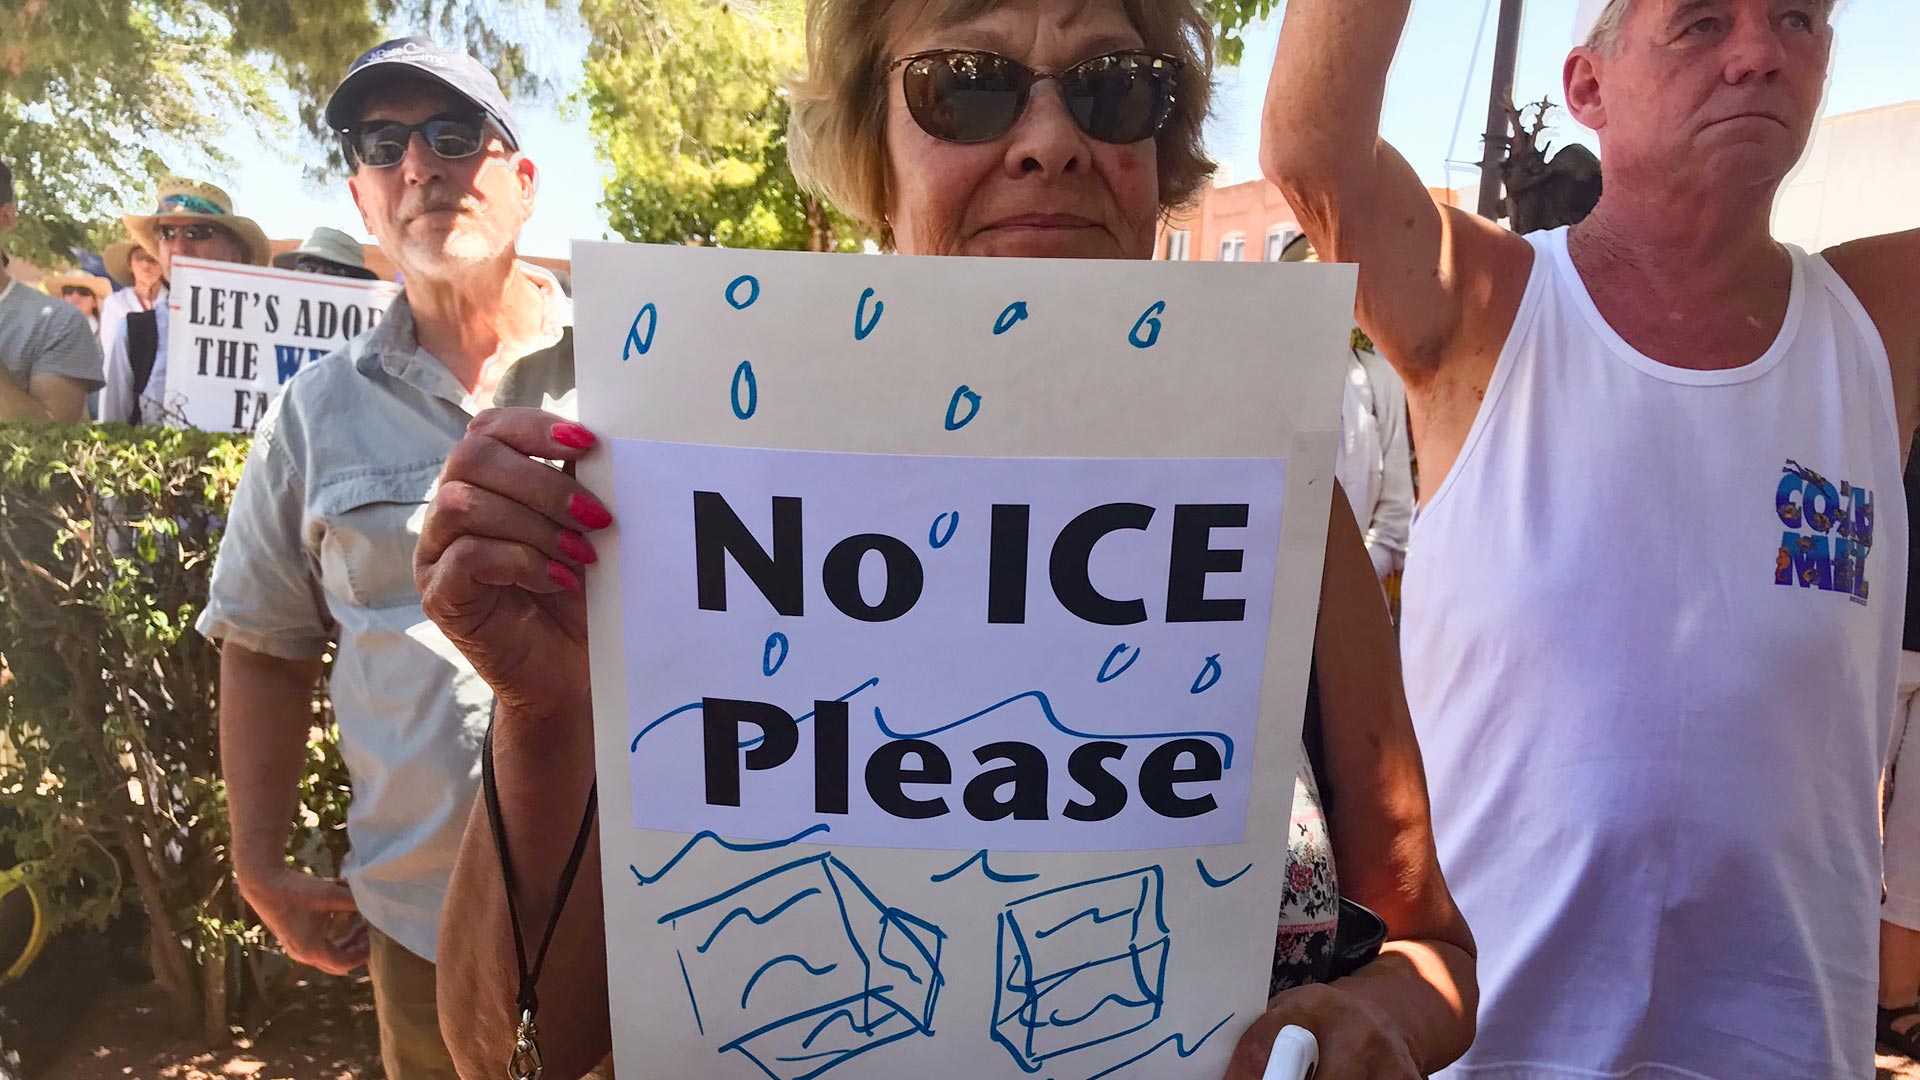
left=1476, top=0, right=1526, bottom=220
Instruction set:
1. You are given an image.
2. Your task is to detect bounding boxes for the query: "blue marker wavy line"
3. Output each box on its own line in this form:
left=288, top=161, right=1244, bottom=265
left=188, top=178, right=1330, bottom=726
left=1096, top=643, right=1140, bottom=683
left=739, top=954, right=837, bottom=1009
left=1033, top=905, right=1134, bottom=940
left=1196, top=859, right=1252, bottom=889
left=629, top=823, right=832, bottom=887
left=872, top=689, right=1235, bottom=768
left=696, top=887, right=822, bottom=953
left=1085, top=1013, right=1237, bottom=1079
left=1190, top=653, right=1223, bottom=695
left=631, top=678, right=881, bottom=753
left=930, top=849, right=1038, bottom=884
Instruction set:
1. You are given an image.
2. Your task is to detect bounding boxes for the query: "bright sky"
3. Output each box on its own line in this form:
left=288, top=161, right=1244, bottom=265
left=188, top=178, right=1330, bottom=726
left=215, top=0, right=1920, bottom=259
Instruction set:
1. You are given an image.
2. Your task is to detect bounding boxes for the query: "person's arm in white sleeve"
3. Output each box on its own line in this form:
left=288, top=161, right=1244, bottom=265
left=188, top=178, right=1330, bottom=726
left=98, top=319, right=136, bottom=424
left=1365, top=353, right=1414, bottom=579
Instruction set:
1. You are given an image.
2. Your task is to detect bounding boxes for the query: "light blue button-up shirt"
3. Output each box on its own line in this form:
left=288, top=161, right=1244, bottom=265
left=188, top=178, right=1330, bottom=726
left=197, top=268, right=571, bottom=961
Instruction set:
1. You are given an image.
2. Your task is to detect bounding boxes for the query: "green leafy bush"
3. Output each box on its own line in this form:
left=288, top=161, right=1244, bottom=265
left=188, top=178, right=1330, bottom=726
left=0, top=422, right=349, bottom=1040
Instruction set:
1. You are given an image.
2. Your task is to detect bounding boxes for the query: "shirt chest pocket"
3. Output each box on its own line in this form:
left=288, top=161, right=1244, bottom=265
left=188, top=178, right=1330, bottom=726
left=312, top=465, right=442, bottom=611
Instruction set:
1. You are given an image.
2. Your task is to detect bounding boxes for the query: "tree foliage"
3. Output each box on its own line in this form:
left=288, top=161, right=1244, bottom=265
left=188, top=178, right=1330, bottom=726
left=0, top=0, right=559, bottom=268
left=581, top=0, right=865, bottom=251
left=0, top=423, right=351, bottom=1040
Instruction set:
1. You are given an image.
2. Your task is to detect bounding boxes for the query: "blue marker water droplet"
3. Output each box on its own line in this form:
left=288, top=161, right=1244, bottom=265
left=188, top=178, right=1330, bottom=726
left=762, top=632, right=789, bottom=676
left=1190, top=653, right=1222, bottom=694
left=1098, top=643, right=1141, bottom=683
left=944, top=385, right=982, bottom=430
left=1129, top=300, right=1167, bottom=350
left=731, top=361, right=758, bottom=419
left=624, top=303, right=658, bottom=360
left=854, top=287, right=884, bottom=341
left=725, top=274, right=761, bottom=310
left=993, top=301, right=1030, bottom=335
left=929, top=511, right=959, bottom=549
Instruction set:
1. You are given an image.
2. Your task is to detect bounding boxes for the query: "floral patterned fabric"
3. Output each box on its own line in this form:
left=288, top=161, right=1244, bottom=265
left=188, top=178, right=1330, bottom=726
left=1270, top=751, right=1339, bottom=996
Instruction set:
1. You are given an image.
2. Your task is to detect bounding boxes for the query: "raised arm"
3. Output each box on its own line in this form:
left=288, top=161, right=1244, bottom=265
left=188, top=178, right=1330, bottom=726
left=1261, top=0, right=1533, bottom=497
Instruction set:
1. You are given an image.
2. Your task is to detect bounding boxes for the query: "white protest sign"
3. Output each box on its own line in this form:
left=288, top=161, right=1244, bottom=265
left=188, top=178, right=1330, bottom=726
left=163, top=256, right=399, bottom=432
left=573, top=242, right=1355, bottom=1080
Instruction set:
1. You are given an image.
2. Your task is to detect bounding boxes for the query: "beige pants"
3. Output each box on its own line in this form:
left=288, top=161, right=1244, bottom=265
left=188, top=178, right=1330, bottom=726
left=368, top=926, right=459, bottom=1080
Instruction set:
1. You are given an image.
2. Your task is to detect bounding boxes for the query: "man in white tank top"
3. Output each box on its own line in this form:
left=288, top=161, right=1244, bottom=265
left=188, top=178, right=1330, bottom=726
left=1262, top=1, right=1920, bottom=1077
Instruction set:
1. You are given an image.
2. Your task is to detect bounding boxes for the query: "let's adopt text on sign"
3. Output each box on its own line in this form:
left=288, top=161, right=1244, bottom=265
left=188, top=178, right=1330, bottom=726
left=574, top=242, right=1355, bottom=1080
left=164, top=256, right=399, bottom=432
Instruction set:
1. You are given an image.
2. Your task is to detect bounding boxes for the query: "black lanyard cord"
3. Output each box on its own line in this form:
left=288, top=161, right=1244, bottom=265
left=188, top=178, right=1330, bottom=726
left=482, top=711, right=599, bottom=1026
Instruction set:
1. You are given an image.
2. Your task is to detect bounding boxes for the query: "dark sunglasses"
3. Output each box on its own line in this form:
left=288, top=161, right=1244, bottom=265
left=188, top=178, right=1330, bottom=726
left=156, top=223, right=223, bottom=243
left=294, top=255, right=361, bottom=278
left=342, top=114, right=490, bottom=169
left=60, top=286, right=94, bottom=298
left=889, top=49, right=1182, bottom=145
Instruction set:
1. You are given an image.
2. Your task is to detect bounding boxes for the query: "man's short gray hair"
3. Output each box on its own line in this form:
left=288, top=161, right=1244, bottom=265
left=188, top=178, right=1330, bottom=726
left=1585, top=0, right=1839, bottom=54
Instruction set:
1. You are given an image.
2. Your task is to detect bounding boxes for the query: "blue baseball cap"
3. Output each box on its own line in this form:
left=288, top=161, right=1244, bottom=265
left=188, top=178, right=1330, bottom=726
left=324, top=36, right=522, bottom=152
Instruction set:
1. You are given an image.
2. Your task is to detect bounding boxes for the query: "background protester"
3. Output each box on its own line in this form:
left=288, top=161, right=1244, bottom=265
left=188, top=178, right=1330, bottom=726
left=417, top=2, right=1477, bottom=1078
left=197, top=37, right=570, bottom=1080
left=1264, top=0, right=1918, bottom=1075
left=99, top=178, right=270, bottom=425
left=100, top=236, right=168, bottom=356
left=40, top=267, right=111, bottom=336
left=0, top=159, right=106, bottom=422
left=1880, top=440, right=1920, bottom=1059
left=1280, top=233, right=1412, bottom=586
left=274, top=225, right=382, bottom=279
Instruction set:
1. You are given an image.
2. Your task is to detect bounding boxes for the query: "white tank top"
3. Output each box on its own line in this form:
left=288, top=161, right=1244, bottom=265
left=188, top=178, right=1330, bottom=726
left=1404, top=227, right=1907, bottom=1079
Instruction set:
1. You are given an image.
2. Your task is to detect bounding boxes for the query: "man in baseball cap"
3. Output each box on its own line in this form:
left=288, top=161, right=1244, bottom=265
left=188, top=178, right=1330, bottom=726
left=203, top=36, right=570, bottom=1080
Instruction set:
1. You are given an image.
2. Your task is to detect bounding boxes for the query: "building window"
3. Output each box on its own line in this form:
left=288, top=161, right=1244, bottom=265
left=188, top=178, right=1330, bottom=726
left=1218, top=233, right=1245, bottom=262
left=1265, top=226, right=1300, bottom=262
left=1164, top=229, right=1190, bottom=261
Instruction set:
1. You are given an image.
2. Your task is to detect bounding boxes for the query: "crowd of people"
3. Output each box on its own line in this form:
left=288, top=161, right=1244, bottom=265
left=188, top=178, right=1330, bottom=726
left=2, top=0, right=1918, bottom=1078
left=0, top=166, right=387, bottom=426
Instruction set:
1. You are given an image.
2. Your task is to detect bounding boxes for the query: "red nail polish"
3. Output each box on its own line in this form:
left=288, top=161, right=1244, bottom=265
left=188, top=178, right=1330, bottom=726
left=551, top=422, right=596, bottom=450
left=547, top=560, right=582, bottom=593
left=568, top=494, right=613, bottom=530
left=556, top=531, right=598, bottom=565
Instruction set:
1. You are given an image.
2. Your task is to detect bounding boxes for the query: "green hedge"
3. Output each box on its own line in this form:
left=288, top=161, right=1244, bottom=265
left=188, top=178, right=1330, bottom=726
left=0, top=422, right=350, bottom=1040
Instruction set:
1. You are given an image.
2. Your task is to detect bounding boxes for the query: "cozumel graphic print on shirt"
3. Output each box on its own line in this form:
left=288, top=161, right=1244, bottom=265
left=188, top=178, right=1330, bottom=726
left=1775, top=458, right=1874, bottom=603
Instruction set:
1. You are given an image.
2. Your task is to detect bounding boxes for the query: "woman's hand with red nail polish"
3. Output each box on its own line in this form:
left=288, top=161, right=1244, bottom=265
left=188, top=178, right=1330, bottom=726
left=416, top=407, right=605, bottom=721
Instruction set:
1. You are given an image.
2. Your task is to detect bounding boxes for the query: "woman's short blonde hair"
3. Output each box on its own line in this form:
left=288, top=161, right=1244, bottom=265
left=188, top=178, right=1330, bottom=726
left=788, top=0, right=1217, bottom=241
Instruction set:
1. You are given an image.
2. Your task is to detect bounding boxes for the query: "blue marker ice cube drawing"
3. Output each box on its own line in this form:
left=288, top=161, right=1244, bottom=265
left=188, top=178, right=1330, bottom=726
left=661, top=852, right=945, bottom=1080
left=990, top=865, right=1171, bottom=1071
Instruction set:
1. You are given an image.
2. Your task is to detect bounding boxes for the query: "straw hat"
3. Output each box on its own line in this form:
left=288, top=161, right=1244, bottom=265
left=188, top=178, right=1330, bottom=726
left=39, top=267, right=112, bottom=303
left=272, top=226, right=380, bottom=280
left=103, top=239, right=154, bottom=286
left=122, top=178, right=271, bottom=267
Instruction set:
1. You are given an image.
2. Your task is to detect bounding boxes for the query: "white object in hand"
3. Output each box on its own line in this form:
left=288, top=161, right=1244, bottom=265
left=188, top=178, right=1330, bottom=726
left=1262, top=1024, right=1319, bottom=1080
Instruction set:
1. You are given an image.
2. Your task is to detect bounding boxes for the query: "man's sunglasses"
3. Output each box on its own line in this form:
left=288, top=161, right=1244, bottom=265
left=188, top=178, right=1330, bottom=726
left=342, top=115, right=490, bottom=169
left=60, top=286, right=94, bottom=299
left=156, top=223, right=226, bottom=243
left=889, top=49, right=1182, bottom=145
left=294, top=256, right=361, bottom=278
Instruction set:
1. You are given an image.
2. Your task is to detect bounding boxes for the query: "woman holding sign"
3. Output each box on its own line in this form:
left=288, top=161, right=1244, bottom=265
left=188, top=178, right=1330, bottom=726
left=417, top=1, right=1477, bottom=1077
